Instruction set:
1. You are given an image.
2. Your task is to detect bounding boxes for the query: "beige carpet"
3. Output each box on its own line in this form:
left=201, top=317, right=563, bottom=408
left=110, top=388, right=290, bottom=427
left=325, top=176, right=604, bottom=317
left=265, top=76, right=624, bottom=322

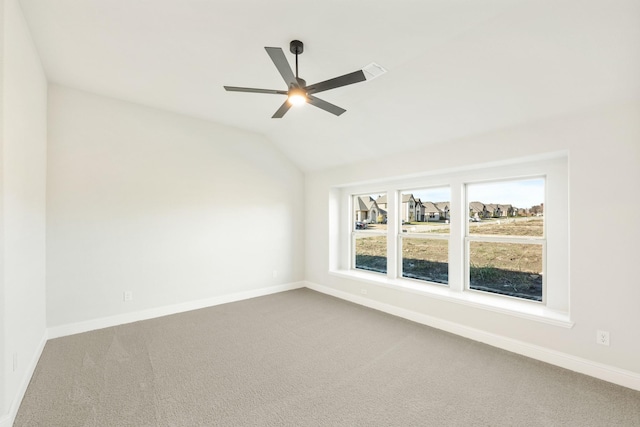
left=15, top=288, right=640, bottom=426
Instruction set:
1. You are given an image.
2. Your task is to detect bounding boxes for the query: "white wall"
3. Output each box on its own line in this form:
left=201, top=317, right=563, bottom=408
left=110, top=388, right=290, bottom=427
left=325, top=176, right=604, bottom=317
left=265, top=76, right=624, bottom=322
left=46, top=85, right=304, bottom=328
left=0, top=0, right=6, bottom=414
left=0, top=0, right=48, bottom=422
left=305, top=101, right=640, bottom=379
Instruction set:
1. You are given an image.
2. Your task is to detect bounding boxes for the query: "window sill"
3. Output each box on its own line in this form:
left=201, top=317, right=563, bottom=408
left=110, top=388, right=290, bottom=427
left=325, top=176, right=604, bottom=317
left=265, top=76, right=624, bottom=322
left=329, top=269, right=573, bottom=328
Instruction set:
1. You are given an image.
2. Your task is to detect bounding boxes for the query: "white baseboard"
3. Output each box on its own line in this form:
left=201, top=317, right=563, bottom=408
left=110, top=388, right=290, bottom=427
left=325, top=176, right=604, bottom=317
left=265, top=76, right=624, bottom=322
left=304, top=280, right=640, bottom=392
left=48, top=282, right=304, bottom=339
left=0, top=331, right=48, bottom=427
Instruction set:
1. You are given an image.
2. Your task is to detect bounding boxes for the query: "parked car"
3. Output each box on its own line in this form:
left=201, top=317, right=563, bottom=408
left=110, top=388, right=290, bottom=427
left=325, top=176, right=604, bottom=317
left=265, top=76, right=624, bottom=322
left=355, top=221, right=367, bottom=230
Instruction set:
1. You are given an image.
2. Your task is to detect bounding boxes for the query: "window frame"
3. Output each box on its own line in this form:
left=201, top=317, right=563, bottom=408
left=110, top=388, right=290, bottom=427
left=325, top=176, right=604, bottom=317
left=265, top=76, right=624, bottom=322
left=464, top=177, right=547, bottom=303
left=398, top=186, right=452, bottom=286
left=351, top=193, right=388, bottom=275
left=333, top=155, right=570, bottom=326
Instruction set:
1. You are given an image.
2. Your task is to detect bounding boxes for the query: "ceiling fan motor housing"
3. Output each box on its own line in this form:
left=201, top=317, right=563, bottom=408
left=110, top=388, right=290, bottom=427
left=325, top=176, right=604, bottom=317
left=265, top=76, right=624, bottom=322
left=290, top=40, right=304, bottom=55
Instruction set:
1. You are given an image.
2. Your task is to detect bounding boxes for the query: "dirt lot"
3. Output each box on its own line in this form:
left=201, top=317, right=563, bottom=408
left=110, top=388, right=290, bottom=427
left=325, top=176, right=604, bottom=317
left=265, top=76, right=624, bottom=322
left=355, top=218, right=544, bottom=301
left=469, top=217, right=543, bottom=237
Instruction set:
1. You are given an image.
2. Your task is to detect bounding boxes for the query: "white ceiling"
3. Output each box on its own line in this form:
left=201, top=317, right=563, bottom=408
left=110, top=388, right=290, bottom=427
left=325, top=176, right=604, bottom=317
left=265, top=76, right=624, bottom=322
left=18, top=0, right=640, bottom=171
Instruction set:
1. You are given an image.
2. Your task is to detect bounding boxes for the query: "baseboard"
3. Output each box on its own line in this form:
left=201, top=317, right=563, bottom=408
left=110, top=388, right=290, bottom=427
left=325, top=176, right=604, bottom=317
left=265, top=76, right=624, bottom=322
left=304, top=281, right=640, bottom=392
left=48, top=282, right=304, bottom=339
left=0, top=331, right=48, bottom=427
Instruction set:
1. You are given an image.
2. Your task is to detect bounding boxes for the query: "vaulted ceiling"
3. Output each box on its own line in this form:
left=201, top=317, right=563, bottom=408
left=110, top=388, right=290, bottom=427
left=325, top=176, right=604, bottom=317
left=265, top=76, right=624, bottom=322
left=18, top=0, right=640, bottom=171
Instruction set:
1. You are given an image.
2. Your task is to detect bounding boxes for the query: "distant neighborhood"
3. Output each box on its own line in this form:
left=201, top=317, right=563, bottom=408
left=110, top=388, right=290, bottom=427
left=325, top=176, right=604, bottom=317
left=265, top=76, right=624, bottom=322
left=355, top=194, right=543, bottom=224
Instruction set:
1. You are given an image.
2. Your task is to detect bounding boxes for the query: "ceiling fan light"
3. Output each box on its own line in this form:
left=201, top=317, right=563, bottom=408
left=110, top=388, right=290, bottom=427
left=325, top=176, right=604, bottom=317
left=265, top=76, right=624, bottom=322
left=287, top=88, right=307, bottom=106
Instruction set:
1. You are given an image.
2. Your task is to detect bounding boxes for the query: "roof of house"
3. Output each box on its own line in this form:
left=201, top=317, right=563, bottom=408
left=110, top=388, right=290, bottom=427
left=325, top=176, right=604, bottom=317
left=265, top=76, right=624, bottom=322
left=469, top=201, right=486, bottom=213
left=402, top=194, right=415, bottom=203
left=421, top=201, right=441, bottom=213
left=355, top=196, right=378, bottom=211
left=371, top=197, right=508, bottom=214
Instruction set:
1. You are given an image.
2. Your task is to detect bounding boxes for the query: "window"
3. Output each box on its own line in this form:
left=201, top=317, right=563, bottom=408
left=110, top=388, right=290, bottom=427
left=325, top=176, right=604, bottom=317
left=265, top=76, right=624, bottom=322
left=352, top=193, right=387, bottom=274
left=400, top=187, right=450, bottom=285
left=466, top=178, right=545, bottom=301
left=335, top=155, right=569, bottom=323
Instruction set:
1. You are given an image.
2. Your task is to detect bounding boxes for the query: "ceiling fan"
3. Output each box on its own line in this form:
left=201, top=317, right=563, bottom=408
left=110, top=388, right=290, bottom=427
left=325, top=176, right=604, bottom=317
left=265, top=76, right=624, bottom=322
left=224, top=40, right=367, bottom=118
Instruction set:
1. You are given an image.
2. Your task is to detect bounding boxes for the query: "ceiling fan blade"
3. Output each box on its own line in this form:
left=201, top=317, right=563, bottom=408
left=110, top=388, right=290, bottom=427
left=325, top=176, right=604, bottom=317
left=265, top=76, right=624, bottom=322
left=224, top=86, right=287, bottom=95
left=305, top=70, right=366, bottom=95
left=272, top=100, right=292, bottom=119
left=307, top=95, right=346, bottom=116
left=265, top=47, right=298, bottom=88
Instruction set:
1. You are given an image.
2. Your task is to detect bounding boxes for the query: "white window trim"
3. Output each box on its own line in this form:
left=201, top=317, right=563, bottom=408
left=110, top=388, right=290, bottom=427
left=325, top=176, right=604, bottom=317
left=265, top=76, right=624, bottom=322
left=330, top=154, right=571, bottom=328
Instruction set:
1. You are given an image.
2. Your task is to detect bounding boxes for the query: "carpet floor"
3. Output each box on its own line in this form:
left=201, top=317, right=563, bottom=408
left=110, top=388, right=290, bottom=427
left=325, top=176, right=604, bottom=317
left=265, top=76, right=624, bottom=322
left=14, top=288, right=640, bottom=426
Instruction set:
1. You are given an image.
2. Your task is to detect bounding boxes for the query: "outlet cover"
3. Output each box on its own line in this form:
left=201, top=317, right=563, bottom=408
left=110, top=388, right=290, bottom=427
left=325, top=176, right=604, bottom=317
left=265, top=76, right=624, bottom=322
left=597, top=330, right=610, bottom=346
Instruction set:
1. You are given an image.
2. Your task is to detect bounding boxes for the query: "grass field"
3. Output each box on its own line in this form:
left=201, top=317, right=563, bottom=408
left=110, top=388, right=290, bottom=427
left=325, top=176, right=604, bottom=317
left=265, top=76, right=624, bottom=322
left=355, top=218, right=544, bottom=300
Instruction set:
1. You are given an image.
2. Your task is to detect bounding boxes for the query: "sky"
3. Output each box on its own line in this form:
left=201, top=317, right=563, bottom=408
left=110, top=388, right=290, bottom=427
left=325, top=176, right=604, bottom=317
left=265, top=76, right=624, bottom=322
left=394, top=177, right=544, bottom=209
left=466, top=178, right=544, bottom=208
left=407, top=187, right=451, bottom=204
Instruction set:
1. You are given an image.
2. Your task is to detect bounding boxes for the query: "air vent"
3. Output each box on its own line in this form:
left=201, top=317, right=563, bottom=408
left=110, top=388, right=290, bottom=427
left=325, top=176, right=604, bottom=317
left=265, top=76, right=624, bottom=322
left=362, top=63, right=387, bottom=80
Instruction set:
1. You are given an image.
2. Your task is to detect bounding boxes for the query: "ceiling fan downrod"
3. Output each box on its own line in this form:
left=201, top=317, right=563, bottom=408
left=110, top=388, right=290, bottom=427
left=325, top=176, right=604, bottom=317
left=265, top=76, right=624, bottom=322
left=290, top=40, right=303, bottom=79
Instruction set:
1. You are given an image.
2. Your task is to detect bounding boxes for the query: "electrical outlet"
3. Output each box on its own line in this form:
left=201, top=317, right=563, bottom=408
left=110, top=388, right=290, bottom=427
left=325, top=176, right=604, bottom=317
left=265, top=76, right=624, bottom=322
left=272, top=270, right=278, bottom=279
left=360, top=289, right=368, bottom=295
left=597, top=330, right=610, bottom=346
left=123, top=291, right=133, bottom=302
